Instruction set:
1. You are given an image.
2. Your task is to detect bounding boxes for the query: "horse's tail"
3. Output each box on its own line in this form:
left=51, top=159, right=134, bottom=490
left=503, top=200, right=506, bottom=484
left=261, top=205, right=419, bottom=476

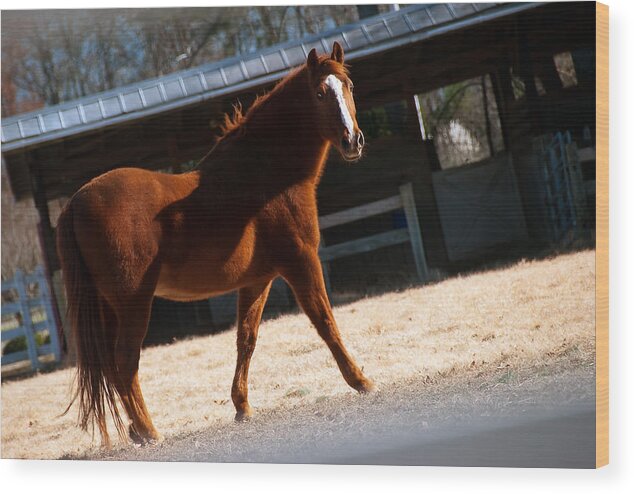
left=56, top=203, right=126, bottom=445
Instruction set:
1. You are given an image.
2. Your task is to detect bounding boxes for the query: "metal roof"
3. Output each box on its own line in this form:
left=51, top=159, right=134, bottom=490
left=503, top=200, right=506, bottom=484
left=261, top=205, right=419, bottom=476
left=1, top=3, right=540, bottom=153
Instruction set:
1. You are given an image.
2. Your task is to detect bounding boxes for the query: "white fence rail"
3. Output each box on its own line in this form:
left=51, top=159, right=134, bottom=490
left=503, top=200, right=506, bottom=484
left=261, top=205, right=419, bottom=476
left=318, top=183, right=429, bottom=293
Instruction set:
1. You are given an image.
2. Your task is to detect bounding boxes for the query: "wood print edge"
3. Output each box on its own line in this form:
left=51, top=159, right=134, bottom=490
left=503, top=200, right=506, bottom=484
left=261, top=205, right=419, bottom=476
left=595, top=0, right=609, bottom=469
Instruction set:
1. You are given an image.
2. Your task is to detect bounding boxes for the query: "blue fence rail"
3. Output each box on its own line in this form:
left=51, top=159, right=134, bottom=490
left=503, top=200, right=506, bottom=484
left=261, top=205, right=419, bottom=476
left=1, top=266, right=62, bottom=370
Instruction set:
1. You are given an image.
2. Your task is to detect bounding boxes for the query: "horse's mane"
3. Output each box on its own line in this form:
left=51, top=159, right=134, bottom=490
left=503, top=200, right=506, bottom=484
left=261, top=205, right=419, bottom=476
left=216, top=56, right=349, bottom=142
left=218, top=102, right=246, bottom=138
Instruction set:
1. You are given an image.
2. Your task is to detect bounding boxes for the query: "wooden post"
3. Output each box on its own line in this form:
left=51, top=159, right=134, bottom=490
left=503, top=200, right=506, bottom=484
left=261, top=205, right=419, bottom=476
left=399, top=183, right=429, bottom=282
left=30, top=170, right=59, bottom=273
left=35, top=265, right=62, bottom=363
left=14, top=270, right=42, bottom=370
left=516, top=18, right=542, bottom=135
left=404, top=94, right=450, bottom=270
left=29, top=159, right=67, bottom=361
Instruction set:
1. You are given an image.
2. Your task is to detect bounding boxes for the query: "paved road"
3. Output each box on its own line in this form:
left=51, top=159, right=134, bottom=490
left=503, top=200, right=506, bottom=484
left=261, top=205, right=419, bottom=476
left=94, top=361, right=596, bottom=468
left=309, top=407, right=595, bottom=468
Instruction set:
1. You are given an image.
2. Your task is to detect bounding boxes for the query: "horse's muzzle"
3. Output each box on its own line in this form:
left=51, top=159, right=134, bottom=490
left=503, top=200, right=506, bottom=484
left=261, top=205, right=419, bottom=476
left=341, top=130, right=364, bottom=162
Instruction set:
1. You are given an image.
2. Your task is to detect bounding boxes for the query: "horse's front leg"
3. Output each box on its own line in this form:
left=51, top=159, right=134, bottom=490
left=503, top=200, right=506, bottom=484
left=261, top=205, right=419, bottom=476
left=281, top=249, right=375, bottom=394
left=232, top=280, right=273, bottom=421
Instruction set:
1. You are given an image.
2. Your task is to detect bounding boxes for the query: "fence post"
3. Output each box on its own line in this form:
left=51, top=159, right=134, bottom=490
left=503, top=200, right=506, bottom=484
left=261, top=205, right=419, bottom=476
left=400, top=183, right=429, bottom=283
left=35, top=265, right=62, bottom=363
left=14, top=270, right=42, bottom=370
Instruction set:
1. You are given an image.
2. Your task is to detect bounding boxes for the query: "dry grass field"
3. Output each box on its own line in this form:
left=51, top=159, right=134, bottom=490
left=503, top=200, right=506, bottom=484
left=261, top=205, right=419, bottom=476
left=1, top=250, right=595, bottom=460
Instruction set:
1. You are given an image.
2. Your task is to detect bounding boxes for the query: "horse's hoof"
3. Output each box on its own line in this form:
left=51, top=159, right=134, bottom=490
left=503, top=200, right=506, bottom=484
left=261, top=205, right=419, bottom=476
left=131, top=435, right=163, bottom=447
left=235, top=406, right=254, bottom=422
left=100, top=438, right=113, bottom=450
left=147, top=434, right=164, bottom=446
left=148, top=433, right=164, bottom=445
left=356, top=380, right=377, bottom=394
left=129, top=426, right=162, bottom=446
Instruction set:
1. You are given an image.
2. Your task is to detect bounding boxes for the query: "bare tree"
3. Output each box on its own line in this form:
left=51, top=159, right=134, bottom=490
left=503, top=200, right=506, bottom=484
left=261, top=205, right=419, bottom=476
left=132, top=8, right=241, bottom=77
left=233, top=5, right=359, bottom=55
left=1, top=162, right=43, bottom=278
left=1, top=35, right=45, bottom=117
left=2, top=6, right=362, bottom=116
left=3, top=10, right=140, bottom=106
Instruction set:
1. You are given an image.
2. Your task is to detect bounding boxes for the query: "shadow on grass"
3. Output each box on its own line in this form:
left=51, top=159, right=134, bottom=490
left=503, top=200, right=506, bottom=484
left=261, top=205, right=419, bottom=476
left=2, top=238, right=594, bottom=381
left=147, top=238, right=595, bottom=347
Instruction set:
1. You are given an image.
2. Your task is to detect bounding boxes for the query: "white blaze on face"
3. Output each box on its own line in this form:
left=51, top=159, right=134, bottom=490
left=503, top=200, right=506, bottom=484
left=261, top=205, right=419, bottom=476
left=325, top=74, right=354, bottom=139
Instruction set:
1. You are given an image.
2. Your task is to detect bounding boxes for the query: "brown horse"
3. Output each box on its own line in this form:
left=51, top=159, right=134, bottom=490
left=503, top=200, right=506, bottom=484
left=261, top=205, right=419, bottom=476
left=57, top=42, right=374, bottom=446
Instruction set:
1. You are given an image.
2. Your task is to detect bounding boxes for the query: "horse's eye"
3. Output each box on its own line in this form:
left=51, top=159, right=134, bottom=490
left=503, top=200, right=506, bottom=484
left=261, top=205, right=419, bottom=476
left=316, top=91, right=324, bottom=100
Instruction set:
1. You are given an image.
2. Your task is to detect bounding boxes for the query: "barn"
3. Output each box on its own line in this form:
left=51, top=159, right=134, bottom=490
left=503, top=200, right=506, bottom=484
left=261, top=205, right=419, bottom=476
left=1, top=2, right=597, bottom=343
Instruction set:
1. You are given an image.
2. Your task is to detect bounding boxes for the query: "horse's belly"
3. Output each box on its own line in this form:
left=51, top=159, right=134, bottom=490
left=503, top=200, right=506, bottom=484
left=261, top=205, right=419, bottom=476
left=154, top=283, right=230, bottom=302
left=155, top=261, right=240, bottom=301
left=155, top=247, right=273, bottom=302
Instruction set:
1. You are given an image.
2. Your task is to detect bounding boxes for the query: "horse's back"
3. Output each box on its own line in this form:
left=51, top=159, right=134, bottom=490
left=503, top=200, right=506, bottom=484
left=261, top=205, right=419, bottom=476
left=76, top=167, right=197, bottom=206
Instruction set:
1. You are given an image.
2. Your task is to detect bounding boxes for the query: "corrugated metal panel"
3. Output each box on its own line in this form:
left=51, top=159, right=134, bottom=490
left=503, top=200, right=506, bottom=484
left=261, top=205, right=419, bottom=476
left=1, top=3, right=540, bottom=152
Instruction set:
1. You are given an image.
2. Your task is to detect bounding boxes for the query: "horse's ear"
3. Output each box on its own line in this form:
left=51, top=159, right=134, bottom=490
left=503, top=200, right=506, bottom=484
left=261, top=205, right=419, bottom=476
left=331, top=41, right=344, bottom=64
left=307, top=48, right=319, bottom=72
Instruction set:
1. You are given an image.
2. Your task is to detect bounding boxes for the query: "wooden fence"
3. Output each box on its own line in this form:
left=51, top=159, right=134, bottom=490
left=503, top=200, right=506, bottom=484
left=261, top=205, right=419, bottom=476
left=319, top=182, right=430, bottom=293
left=1, top=266, right=62, bottom=370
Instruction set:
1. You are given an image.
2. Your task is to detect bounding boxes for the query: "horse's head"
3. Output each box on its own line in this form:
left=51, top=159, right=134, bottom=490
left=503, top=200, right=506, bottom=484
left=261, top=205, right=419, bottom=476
left=306, top=42, right=364, bottom=162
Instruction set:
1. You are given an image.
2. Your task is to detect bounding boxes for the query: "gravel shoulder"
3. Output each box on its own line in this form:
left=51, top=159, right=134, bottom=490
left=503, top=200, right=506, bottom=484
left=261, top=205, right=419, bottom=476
left=84, top=355, right=596, bottom=467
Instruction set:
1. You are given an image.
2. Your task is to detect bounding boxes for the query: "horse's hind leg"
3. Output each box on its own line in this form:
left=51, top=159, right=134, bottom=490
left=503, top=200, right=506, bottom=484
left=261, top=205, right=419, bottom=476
left=232, top=280, right=273, bottom=421
left=281, top=251, right=375, bottom=393
left=111, top=294, right=160, bottom=444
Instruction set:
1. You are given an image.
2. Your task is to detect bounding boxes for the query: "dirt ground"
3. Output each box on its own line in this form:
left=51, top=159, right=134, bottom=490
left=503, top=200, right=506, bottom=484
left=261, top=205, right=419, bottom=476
left=1, top=250, right=595, bottom=460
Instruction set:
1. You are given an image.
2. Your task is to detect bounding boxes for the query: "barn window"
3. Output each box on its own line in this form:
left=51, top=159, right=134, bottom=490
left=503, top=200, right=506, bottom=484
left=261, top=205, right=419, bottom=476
left=415, top=74, right=505, bottom=170
left=534, top=76, right=547, bottom=96
left=510, top=67, right=526, bottom=100
left=356, top=100, right=409, bottom=140
left=553, top=51, right=578, bottom=88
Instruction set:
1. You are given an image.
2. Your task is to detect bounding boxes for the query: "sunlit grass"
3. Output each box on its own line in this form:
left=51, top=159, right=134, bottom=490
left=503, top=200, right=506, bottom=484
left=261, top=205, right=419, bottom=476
left=1, top=250, right=595, bottom=459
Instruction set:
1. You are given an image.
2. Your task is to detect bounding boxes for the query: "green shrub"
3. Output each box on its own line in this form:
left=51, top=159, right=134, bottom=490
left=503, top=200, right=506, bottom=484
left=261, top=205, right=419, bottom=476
left=2, top=331, right=50, bottom=355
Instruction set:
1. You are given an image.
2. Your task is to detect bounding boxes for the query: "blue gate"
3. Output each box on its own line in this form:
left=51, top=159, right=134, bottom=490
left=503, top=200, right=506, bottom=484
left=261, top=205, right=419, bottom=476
left=542, top=131, right=579, bottom=244
left=1, top=266, right=62, bottom=370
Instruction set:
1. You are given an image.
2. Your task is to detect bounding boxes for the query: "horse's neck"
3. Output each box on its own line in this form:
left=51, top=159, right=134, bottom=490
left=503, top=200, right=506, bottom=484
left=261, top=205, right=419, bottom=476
left=200, top=70, right=331, bottom=192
